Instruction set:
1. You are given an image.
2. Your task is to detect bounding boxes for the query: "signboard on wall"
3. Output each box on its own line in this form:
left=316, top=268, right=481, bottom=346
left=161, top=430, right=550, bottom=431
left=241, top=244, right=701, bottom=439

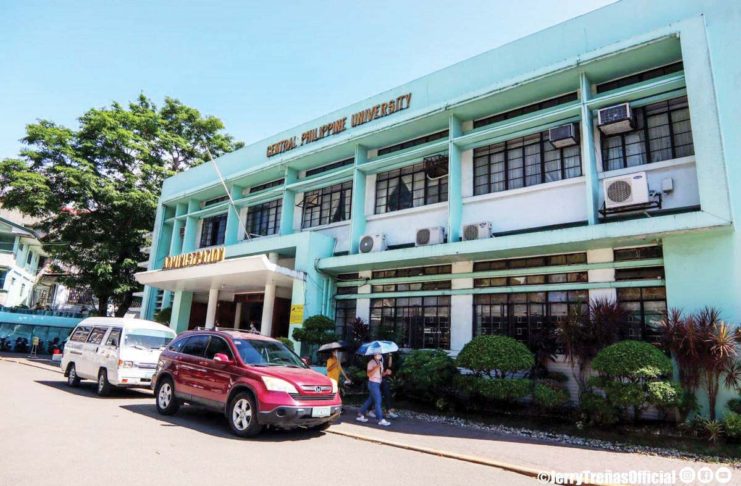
left=163, top=247, right=225, bottom=270
left=289, top=304, right=304, bottom=325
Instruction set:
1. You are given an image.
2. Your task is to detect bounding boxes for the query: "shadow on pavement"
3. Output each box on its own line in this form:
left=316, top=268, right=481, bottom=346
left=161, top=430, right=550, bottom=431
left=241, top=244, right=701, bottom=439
left=35, top=379, right=152, bottom=400
left=121, top=403, right=328, bottom=443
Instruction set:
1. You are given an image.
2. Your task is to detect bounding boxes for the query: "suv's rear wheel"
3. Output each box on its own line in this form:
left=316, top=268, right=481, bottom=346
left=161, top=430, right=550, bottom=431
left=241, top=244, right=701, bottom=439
left=97, top=369, right=112, bottom=396
left=66, top=363, right=80, bottom=387
left=155, top=377, right=179, bottom=415
left=228, top=392, right=263, bottom=437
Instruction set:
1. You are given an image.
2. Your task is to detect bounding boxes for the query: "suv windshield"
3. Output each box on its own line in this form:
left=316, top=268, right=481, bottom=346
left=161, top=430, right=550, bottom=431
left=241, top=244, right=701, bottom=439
left=233, top=339, right=306, bottom=368
left=124, top=329, right=174, bottom=350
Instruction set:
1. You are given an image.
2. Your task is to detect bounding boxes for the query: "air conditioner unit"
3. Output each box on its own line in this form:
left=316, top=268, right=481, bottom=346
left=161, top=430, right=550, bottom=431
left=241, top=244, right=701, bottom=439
left=359, top=234, right=387, bottom=253
left=548, top=123, right=579, bottom=148
left=462, top=222, right=492, bottom=241
left=597, top=103, right=634, bottom=135
left=603, top=172, right=650, bottom=209
left=415, top=226, right=446, bottom=246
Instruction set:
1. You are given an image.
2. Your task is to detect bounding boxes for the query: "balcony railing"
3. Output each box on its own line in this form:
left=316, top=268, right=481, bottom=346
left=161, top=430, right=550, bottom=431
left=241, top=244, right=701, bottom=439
left=0, top=305, right=85, bottom=319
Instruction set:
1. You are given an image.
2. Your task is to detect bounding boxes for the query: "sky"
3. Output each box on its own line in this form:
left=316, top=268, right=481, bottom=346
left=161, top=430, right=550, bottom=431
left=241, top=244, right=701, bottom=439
left=0, top=0, right=616, bottom=160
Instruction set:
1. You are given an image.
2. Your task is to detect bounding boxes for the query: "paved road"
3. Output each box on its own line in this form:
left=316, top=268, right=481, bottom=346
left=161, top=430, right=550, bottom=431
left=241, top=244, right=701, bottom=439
left=0, top=360, right=537, bottom=486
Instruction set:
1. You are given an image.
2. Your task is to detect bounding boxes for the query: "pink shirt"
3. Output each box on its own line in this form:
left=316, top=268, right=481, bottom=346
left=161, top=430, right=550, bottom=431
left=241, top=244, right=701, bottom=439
left=367, top=359, right=383, bottom=383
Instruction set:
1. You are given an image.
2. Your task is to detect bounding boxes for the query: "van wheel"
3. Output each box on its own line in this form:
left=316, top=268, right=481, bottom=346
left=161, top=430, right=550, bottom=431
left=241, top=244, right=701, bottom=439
left=66, top=364, right=80, bottom=387
left=228, top=392, right=263, bottom=438
left=155, top=377, right=179, bottom=415
left=97, top=369, right=113, bottom=396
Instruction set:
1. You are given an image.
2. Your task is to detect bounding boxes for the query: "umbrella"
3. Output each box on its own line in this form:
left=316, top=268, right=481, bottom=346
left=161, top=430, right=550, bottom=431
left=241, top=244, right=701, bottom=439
left=356, top=340, right=399, bottom=356
left=317, top=342, right=344, bottom=352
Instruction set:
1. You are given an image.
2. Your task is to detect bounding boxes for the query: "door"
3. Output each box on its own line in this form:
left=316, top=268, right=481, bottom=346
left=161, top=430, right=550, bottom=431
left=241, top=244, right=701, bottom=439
left=64, top=325, right=92, bottom=371
left=177, top=335, right=209, bottom=398
left=81, top=326, right=109, bottom=378
left=201, top=336, right=236, bottom=407
left=99, top=328, right=122, bottom=383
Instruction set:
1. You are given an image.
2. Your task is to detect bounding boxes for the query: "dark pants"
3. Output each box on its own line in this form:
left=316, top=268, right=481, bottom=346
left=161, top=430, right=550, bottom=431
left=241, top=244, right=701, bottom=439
left=381, top=378, right=393, bottom=410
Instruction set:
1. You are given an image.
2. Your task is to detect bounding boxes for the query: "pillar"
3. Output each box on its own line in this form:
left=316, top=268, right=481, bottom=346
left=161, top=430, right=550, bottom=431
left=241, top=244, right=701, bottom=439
left=182, top=199, right=201, bottom=253
left=450, top=261, right=473, bottom=354
left=279, top=168, right=297, bottom=235
left=170, top=290, right=193, bottom=333
left=447, top=116, right=463, bottom=242
left=205, top=288, right=219, bottom=329
left=261, top=252, right=279, bottom=336
left=580, top=72, right=600, bottom=225
left=234, top=302, right=243, bottom=329
left=587, top=248, right=615, bottom=302
left=349, top=145, right=368, bottom=254
left=225, top=184, right=243, bottom=245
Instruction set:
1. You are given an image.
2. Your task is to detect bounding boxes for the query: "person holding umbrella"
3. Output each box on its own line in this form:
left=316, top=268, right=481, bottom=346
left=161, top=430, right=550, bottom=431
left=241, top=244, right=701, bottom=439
left=318, top=342, right=351, bottom=390
left=355, top=341, right=398, bottom=427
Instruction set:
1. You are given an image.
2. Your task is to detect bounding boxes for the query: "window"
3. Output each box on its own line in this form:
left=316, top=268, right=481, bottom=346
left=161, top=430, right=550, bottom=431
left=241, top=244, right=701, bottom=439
left=233, top=339, right=306, bottom=367
left=601, top=96, right=694, bottom=171
left=474, top=92, right=578, bottom=129
left=180, top=335, right=209, bottom=357
left=0, top=271, right=6, bottom=288
left=334, top=273, right=358, bottom=341
left=168, top=337, right=187, bottom=353
left=250, top=179, right=284, bottom=193
left=614, top=246, right=663, bottom=261
left=203, top=196, right=228, bottom=207
left=205, top=336, right=233, bottom=360
left=473, top=129, right=581, bottom=196
left=370, top=295, right=451, bottom=349
left=124, top=329, right=174, bottom=349
left=70, top=326, right=92, bottom=342
left=377, top=130, right=448, bottom=156
left=617, top=287, right=666, bottom=344
left=245, top=199, right=282, bottom=237
left=306, top=158, right=354, bottom=177
left=26, top=250, right=33, bottom=265
left=375, top=161, right=448, bottom=214
left=301, top=181, right=352, bottom=228
left=371, top=265, right=452, bottom=293
left=596, top=62, right=683, bottom=94
left=474, top=253, right=586, bottom=272
left=87, top=327, right=108, bottom=345
left=0, top=234, right=14, bottom=252
left=199, top=214, right=227, bottom=247
left=105, top=328, right=122, bottom=348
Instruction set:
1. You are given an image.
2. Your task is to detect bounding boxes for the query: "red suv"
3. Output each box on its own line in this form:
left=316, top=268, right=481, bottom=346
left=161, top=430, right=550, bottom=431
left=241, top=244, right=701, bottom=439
left=152, top=329, right=341, bottom=437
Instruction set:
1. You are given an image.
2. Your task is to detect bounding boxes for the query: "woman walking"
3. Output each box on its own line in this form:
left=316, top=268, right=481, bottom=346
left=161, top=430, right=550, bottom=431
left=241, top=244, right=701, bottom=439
left=356, top=353, right=391, bottom=426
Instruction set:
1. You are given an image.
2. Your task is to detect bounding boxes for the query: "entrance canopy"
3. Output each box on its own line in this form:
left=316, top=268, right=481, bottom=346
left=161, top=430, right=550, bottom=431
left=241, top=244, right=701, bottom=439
left=135, top=254, right=304, bottom=293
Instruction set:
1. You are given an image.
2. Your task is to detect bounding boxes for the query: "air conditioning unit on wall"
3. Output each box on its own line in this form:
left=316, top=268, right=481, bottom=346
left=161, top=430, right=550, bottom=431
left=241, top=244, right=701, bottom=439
left=415, top=226, right=446, bottom=246
left=597, top=103, right=634, bottom=135
left=603, top=172, right=650, bottom=209
left=359, top=234, right=387, bottom=253
left=462, top=222, right=492, bottom=241
left=548, top=123, right=579, bottom=148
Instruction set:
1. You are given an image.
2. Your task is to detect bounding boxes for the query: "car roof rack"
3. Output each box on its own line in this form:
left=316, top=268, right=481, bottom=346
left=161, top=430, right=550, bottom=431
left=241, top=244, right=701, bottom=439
left=192, top=326, right=261, bottom=334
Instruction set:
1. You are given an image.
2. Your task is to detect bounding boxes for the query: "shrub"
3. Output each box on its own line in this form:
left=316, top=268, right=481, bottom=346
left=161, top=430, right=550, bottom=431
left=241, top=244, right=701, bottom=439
left=457, top=335, right=534, bottom=378
left=292, top=315, right=338, bottom=346
left=454, top=375, right=531, bottom=403
left=533, top=382, right=570, bottom=410
left=728, top=398, right=741, bottom=415
left=592, top=340, right=672, bottom=380
left=153, top=306, right=172, bottom=325
left=579, top=391, right=619, bottom=426
left=647, top=381, right=682, bottom=409
left=722, top=411, right=741, bottom=441
left=396, top=349, right=458, bottom=402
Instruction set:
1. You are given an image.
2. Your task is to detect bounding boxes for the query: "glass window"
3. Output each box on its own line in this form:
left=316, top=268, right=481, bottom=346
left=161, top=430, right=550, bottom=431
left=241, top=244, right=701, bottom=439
left=205, top=336, right=234, bottom=360
left=301, top=181, right=352, bottom=228
left=199, top=214, right=227, bottom=248
left=601, top=96, right=694, bottom=171
left=180, top=335, right=209, bottom=357
left=375, top=161, right=448, bottom=214
left=87, top=327, right=108, bottom=345
left=168, top=337, right=187, bottom=353
left=473, top=129, right=582, bottom=196
left=369, top=296, right=450, bottom=349
left=245, top=199, right=282, bottom=237
left=70, top=326, right=92, bottom=342
left=105, top=328, right=122, bottom=347
left=617, top=287, right=667, bottom=344
left=232, top=339, right=306, bottom=367
left=377, top=130, right=448, bottom=156
left=474, top=93, right=578, bottom=129
left=306, top=158, right=353, bottom=177
left=124, top=329, right=174, bottom=350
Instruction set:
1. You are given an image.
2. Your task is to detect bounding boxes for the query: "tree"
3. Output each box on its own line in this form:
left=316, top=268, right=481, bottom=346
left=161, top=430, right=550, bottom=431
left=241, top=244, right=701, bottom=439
left=0, top=95, right=243, bottom=316
left=292, top=315, right=338, bottom=346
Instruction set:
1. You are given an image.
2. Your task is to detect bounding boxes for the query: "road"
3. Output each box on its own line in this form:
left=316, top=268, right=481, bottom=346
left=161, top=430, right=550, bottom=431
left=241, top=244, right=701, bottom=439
left=0, top=360, right=538, bottom=486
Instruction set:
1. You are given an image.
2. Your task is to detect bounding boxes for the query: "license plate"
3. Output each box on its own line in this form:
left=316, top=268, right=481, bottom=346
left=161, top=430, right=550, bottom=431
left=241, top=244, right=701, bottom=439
left=311, top=406, right=331, bottom=417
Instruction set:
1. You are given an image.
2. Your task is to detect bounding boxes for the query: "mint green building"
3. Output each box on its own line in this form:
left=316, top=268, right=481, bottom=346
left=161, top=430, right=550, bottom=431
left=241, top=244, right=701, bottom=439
left=137, top=0, right=741, bottom=417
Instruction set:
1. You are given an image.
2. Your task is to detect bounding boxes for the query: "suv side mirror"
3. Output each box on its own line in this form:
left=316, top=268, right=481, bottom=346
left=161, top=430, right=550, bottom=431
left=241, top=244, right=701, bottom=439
left=213, top=353, right=232, bottom=363
left=301, top=357, right=310, bottom=366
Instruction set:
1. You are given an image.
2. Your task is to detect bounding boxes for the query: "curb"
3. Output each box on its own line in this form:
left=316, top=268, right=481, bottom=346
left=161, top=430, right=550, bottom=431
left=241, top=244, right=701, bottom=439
left=327, top=428, right=623, bottom=486
left=0, top=357, right=62, bottom=374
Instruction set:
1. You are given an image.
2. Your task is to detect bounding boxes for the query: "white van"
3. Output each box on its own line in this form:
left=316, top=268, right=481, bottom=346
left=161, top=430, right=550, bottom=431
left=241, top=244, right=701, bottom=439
left=61, top=317, right=176, bottom=396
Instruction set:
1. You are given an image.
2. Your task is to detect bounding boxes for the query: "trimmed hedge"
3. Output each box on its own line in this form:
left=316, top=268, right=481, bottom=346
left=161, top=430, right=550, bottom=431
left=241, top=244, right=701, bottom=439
left=455, top=375, right=532, bottom=402
left=723, top=411, right=741, bottom=440
left=591, top=340, right=672, bottom=381
left=396, top=349, right=458, bottom=402
left=533, top=382, right=570, bottom=410
left=457, top=335, right=534, bottom=378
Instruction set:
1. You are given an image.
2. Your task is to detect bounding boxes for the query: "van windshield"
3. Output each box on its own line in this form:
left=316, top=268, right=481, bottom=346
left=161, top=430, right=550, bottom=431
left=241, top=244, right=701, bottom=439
left=233, top=339, right=306, bottom=368
left=124, top=329, right=174, bottom=350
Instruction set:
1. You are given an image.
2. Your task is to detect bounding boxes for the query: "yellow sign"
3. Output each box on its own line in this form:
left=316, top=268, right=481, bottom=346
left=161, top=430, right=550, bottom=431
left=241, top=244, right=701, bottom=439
left=32, top=336, right=39, bottom=346
left=163, top=247, right=225, bottom=270
left=289, top=304, right=304, bottom=325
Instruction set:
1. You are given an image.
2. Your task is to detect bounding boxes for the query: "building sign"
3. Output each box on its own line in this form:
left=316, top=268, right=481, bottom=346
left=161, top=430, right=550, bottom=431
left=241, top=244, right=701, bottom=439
left=289, top=304, right=304, bottom=325
left=266, top=93, right=413, bottom=158
left=163, top=247, right=225, bottom=270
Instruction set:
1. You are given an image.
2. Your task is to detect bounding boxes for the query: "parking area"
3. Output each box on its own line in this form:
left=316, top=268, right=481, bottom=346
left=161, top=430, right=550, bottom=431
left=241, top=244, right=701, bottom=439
left=0, top=359, right=537, bottom=486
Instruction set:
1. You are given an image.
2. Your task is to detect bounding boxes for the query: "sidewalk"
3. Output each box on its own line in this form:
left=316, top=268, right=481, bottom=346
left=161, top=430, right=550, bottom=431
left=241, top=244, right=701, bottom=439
left=333, top=407, right=739, bottom=484
left=0, top=353, right=61, bottom=373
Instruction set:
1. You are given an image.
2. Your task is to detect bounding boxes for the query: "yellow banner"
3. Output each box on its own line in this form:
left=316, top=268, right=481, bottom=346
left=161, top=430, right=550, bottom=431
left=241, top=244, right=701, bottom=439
left=289, top=304, right=304, bottom=325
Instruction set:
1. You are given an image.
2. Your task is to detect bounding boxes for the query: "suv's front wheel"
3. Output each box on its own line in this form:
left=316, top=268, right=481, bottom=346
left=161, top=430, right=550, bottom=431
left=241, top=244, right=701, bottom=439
left=155, top=377, right=179, bottom=415
left=228, top=392, right=263, bottom=437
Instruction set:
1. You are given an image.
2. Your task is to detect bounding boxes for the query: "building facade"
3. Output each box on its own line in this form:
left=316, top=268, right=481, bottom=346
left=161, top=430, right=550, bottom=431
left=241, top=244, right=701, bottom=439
left=137, top=0, right=741, bottom=416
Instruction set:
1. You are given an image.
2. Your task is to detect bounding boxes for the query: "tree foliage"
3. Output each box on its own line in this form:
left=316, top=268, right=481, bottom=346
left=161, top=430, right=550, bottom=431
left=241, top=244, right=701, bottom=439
left=457, top=335, right=534, bottom=378
left=292, top=315, right=338, bottom=346
left=0, top=95, right=242, bottom=316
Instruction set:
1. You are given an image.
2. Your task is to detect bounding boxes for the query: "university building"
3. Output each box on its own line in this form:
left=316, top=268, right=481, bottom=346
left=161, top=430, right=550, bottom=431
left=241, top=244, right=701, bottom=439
left=137, top=0, right=741, bottom=410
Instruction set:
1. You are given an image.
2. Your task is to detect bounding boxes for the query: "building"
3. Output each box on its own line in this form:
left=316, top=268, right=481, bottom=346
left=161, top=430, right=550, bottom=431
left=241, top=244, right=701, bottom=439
left=0, top=214, right=45, bottom=308
left=136, top=0, right=741, bottom=415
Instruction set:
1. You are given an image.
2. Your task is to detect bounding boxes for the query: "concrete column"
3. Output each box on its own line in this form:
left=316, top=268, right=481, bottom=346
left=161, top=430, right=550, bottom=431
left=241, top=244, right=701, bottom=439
left=349, top=145, right=368, bottom=254
left=587, top=248, right=615, bottom=302
left=280, top=168, right=297, bottom=235
left=450, top=261, right=473, bottom=354
left=580, top=72, right=600, bottom=225
left=205, top=288, right=219, bottom=329
left=355, top=270, right=372, bottom=323
left=447, top=116, right=463, bottom=243
left=234, top=302, right=243, bottom=328
left=224, top=184, right=243, bottom=245
left=261, top=252, right=279, bottom=336
left=170, top=290, right=193, bottom=333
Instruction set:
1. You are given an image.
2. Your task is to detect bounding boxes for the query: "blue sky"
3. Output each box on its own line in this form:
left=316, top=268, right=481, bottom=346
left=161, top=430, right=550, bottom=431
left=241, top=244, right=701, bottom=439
left=0, top=0, right=614, bottom=160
